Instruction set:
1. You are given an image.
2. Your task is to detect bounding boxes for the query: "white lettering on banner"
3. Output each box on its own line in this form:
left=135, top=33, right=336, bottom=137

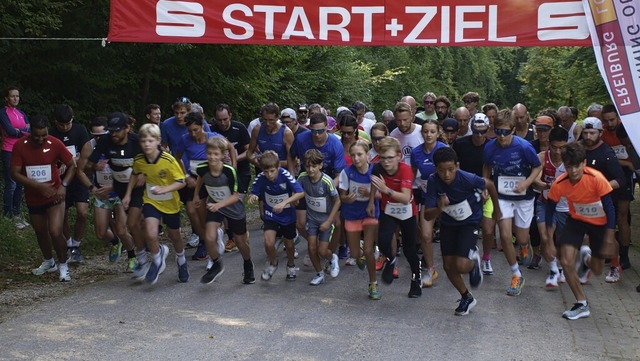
left=255, top=5, right=286, bottom=40
left=283, top=7, right=315, bottom=39
left=537, top=2, right=589, bottom=41
left=319, top=7, right=350, bottom=41
left=223, top=4, right=254, bottom=40
left=602, top=31, right=633, bottom=107
left=156, top=0, right=206, bottom=37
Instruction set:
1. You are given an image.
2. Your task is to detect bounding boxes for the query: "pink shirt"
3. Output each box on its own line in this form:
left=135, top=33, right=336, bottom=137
left=1, top=106, right=27, bottom=152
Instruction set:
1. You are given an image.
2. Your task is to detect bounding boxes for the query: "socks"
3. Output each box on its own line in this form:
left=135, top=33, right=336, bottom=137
left=577, top=300, right=588, bottom=306
left=110, top=238, right=119, bottom=246
left=152, top=251, right=162, bottom=266
left=511, top=263, right=522, bottom=277
left=482, top=250, right=491, bottom=261
left=207, top=258, right=215, bottom=270
left=176, top=251, right=186, bottom=266
left=127, top=249, right=135, bottom=259
left=549, top=258, right=559, bottom=273
left=136, top=250, right=148, bottom=265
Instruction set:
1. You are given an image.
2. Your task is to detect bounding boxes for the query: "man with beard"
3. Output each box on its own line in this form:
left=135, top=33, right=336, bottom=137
left=434, top=96, right=452, bottom=124
left=512, top=103, right=535, bottom=141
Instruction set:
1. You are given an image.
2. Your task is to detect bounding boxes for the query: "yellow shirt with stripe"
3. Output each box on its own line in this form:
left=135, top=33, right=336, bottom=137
left=133, top=150, right=185, bottom=214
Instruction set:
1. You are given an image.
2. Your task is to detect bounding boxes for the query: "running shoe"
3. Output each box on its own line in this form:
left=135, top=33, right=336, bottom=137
left=132, top=261, right=150, bottom=281
left=408, top=277, right=422, bottom=298
left=225, top=239, right=238, bottom=252
left=303, top=255, right=313, bottom=267
left=201, top=261, right=224, bottom=284
left=546, top=270, right=559, bottom=287
left=330, top=254, right=340, bottom=278
left=381, top=257, right=397, bottom=285
left=14, top=216, right=27, bottom=230
left=558, top=269, right=566, bottom=283
left=286, top=266, right=297, bottom=281
left=356, top=256, right=366, bottom=270
left=576, top=246, right=592, bottom=285
left=433, top=227, right=440, bottom=243
left=146, top=244, right=168, bottom=285
left=506, top=275, right=525, bottom=296
left=68, top=247, right=84, bottom=265
left=261, top=263, right=278, bottom=281
left=310, top=272, right=325, bottom=286
left=527, top=254, right=542, bottom=270
left=191, top=242, right=208, bottom=261
left=338, top=245, right=349, bottom=259
left=519, top=242, right=533, bottom=267
left=421, top=268, right=439, bottom=288
left=562, top=302, right=590, bottom=320
left=368, top=283, right=381, bottom=300
left=469, top=246, right=483, bottom=289
left=482, top=259, right=493, bottom=275
left=32, top=260, right=57, bottom=275
left=125, top=257, right=139, bottom=273
left=186, top=233, right=200, bottom=248
left=294, top=247, right=299, bottom=259
left=109, top=241, right=122, bottom=263
left=345, top=257, right=357, bottom=266
left=455, top=294, right=477, bottom=316
left=59, top=263, right=71, bottom=282
left=177, top=260, right=190, bottom=283
left=375, top=255, right=385, bottom=271
left=605, top=266, right=621, bottom=283
left=393, top=265, right=399, bottom=279
left=243, top=261, right=256, bottom=284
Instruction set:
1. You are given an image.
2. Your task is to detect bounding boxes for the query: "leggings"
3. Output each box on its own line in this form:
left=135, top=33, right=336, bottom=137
left=377, top=213, right=421, bottom=277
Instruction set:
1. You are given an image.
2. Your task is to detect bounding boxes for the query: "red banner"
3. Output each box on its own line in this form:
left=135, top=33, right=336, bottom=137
left=108, top=0, right=593, bottom=46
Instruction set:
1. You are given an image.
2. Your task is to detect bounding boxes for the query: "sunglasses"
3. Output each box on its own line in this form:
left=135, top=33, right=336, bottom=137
left=310, top=128, right=326, bottom=135
left=494, top=128, right=512, bottom=137
left=176, top=96, right=191, bottom=103
left=472, top=128, right=488, bottom=135
left=424, top=101, right=434, bottom=105
left=372, top=136, right=385, bottom=142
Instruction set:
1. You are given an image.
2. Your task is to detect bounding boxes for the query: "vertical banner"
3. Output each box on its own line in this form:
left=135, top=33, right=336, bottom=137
left=581, top=0, right=640, bottom=150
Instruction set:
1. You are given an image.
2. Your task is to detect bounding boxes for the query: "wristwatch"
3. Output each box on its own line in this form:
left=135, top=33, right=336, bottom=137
left=62, top=181, right=69, bottom=187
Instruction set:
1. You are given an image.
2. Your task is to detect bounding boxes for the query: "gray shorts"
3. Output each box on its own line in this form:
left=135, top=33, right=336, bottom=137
left=306, top=219, right=334, bottom=242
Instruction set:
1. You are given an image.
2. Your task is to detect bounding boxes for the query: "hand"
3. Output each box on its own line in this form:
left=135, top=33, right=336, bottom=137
left=94, top=186, right=111, bottom=200
left=366, top=202, right=375, bottom=218
left=248, top=194, right=259, bottom=204
left=319, top=221, right=331, bottom=232
left=343, top=192, right=356, bottom=204
left=193, top=195, right=201, bottom=208
left=357, top=186, right=369, bottom=198
left=39, top=183, right=58, bottom=198
left=122, top=196, right=130, bottom=210
left=207, top=202, right=220, bottom=213
left=370, top=175, right=386, bottom=192
left=55, top=185, right=66, bottom=203
left=513, top=181, right=527, bottom=194
left=58, top=164, right=67, bottom=175
left=150, top=186, right=165, bottom=195
left=95, top=160, right=108, bottom=171
left=186, top=176, right=196, bottom=188
left=437, top=194, right=450, bottom=209
left=273, top=203, right=285, bottom=213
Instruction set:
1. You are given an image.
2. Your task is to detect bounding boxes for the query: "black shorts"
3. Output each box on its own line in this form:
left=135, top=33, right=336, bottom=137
left=206, top=211, right=247, bottom=235
left=439, top=224, right=479, bottom=258
left=615, top=168, right=635, bottom=201
left=263, top=220, right=297, bottom=240
left=559, top=217, right=606, bottom=259
left=28, top=201, right=61, bottom=215
left=65, top=181, right=89, bottom=208
left=142, top=203, right=181, bottom=230
left=413, top=188, right=424, bottom=206
left=237, top=173, right=251, bottom=194
left=116, top=187, right=143, bottom=209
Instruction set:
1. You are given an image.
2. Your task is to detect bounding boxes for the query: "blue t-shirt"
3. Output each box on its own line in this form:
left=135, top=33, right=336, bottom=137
left=410, top=141, right=448, bottom=189
left=292, top=132, right=345, bottom=177
left=258, top=124, right=287, bottom=161
left=338, top=164, right=379, bottom=220
left=160, top=116, right=211, bottom=157
left=251, top=168, right=303, bottom=225
left=425, top=170, right=486, bottom=226
left=483, top=136, right=541, bottom=200
left=177, top=131, right=223, bottom=175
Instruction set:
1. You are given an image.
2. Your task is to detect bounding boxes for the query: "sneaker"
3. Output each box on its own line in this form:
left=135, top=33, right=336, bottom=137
left=14, top=216, right=27, bottom=230
left=408, top=277, right=422, bottom=298
left=345, top=257, right=357, bottom=266
left=481, top=259, right=493, bottom=275
left=286, top=266, right=297, bottom=281
left=243, top=261, right=256, bottom=284
left=519, top=242, right=533, bottom=267
left=375, top=255, right=385, bottom=271
left=310, top=272, right=325, bottom=286
left=225, top=239, right=238, bottom=252
left=109, top=242, right=122, bottom=263
left=125, top=258, right=139, bottom=273
left=191, top=242, right=208, bottom=261
left=562, top=302, right=590, bottom=320
left=605, top=266, right=621, bottom=283
left=303, top=255, right=313, bottom=267
left=393, top=265, right=399, bottom=279
left=338, top=245, right=349, bottom=259
left=330, top=254, right=340, bottom=278
left=558, top=268, right=566, bottom=283
left=294, top=247, right=299, bottom=259
left=59, top=263, right=71, bottom=282
left=32, top=260, right=57, bottom=275
left=368, top=283, right=381, bottom=300
left=201, top=261, right=225, bottom=284
left=132, top=261, right=151, bottom=281
left=421, top=268, right=439, bottom=288
left=177, top=260, right=190, bottom=282
left=577, top=246, right=592, bottom=285
left=527, top=254, right=542, bottom=270
left=455, top=295, right=477, bottom=316
left=146, top=245, right=169, bottom=285
left=546, top=270, right=559, bottom=287
left=68, top=247, right=84, bottom=265
left=261, top=263, right=278, bottom=281
left=506, top=275, right=525, bottom=296
left=469, top=247, right=483, bottom=289
left=433, top=228, right=441, bottom=243
left=356, top=256, right=366, bottom=270
left=186, top=233, right=200, bottom=248
left=381, top=257, right=397, bottom=285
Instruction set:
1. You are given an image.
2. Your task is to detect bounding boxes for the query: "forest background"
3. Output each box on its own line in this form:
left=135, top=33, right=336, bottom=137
left=1, top=0, right=612, bottom=126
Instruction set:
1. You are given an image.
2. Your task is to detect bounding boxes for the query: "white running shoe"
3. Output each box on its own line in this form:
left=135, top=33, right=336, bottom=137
left=261, top=263, right=278, bottom=281
left=545, top=270, right=559, bottom=287
left=310, top=272, right=325, bottom=285
left=330, top=254, right=340, bottom=278
left=481, top=259, right=493, bottom=275
left=32, top=260, right=57, bottom=275
left=303, top=255, right=312, bottom=267
left=59, top=263, right=71, bottom=282
left=186, top=233, right=200, bottom=248
left=345, top=257, right=357, bottom=266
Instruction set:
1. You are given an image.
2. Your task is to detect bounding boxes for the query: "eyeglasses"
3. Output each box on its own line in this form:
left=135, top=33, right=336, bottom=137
left=436, top=106, right=448, bottom=110
left=342, top=130, right=357, bottom=136
left=372, top=136, right=385, bottom=142
left=379, top=155, right=396, bottom=162
left=424, top=101, right=434, bottom=105
left=472, top=128, right=488, bottom=135
left=494, top=128, right=512, bottom=137
left=310, top=128, right=326, bottom=135
left=176, top=97, right=190, bottom=103
left=464, top=100, right=476, bottom=104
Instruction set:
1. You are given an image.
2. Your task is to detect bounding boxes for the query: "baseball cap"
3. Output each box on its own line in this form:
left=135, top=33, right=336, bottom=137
left=535, top=115, right=554, bottom=130
left=583, top=117, right=603, bottom=130
left=107, top=112, right=128, bottom=131
left=471, top=113, right=489, bottom=128
left=298, top=103, right=308, bottom=112
left=442, top=118, right=459, bottom=132
left=281, top=108, right=297, bottom=120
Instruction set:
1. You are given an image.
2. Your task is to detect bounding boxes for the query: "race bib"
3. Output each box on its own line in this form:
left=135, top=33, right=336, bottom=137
left=349, top=180, right=370, bottom=202
left=206, top=185, right=231, bottom=202
left=306, top=196, right=327, bottom=213
left=266, top=193, right=290, bottom=209
left=26, top=165, right=52, bottom=183
left=498, top=176, right=526, bottom=196
left=96, top=169, right=113, bottom=186
left=574, top=201, right=605, bottom=218
left=189, top=160, right=205, bottom=176
left=146, top=184, right=173, bottom=201
left=612, top=145, right=628, bottom=160
left=66, top=145, right=77, bottom=157
left=112, top=168, right=133, bottom=183
left=442, top=200, right=473, bottom=221
left=385, top=202, right=412, bottom=220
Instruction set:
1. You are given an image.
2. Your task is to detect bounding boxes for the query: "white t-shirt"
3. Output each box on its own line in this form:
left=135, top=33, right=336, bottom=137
left=358, top=118, right=376, bottom=136
left=390, top=125, right=423, bottom=189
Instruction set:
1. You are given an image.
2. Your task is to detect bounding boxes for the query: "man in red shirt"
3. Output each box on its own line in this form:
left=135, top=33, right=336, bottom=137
left=11, top=115, right=76, bottom=282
